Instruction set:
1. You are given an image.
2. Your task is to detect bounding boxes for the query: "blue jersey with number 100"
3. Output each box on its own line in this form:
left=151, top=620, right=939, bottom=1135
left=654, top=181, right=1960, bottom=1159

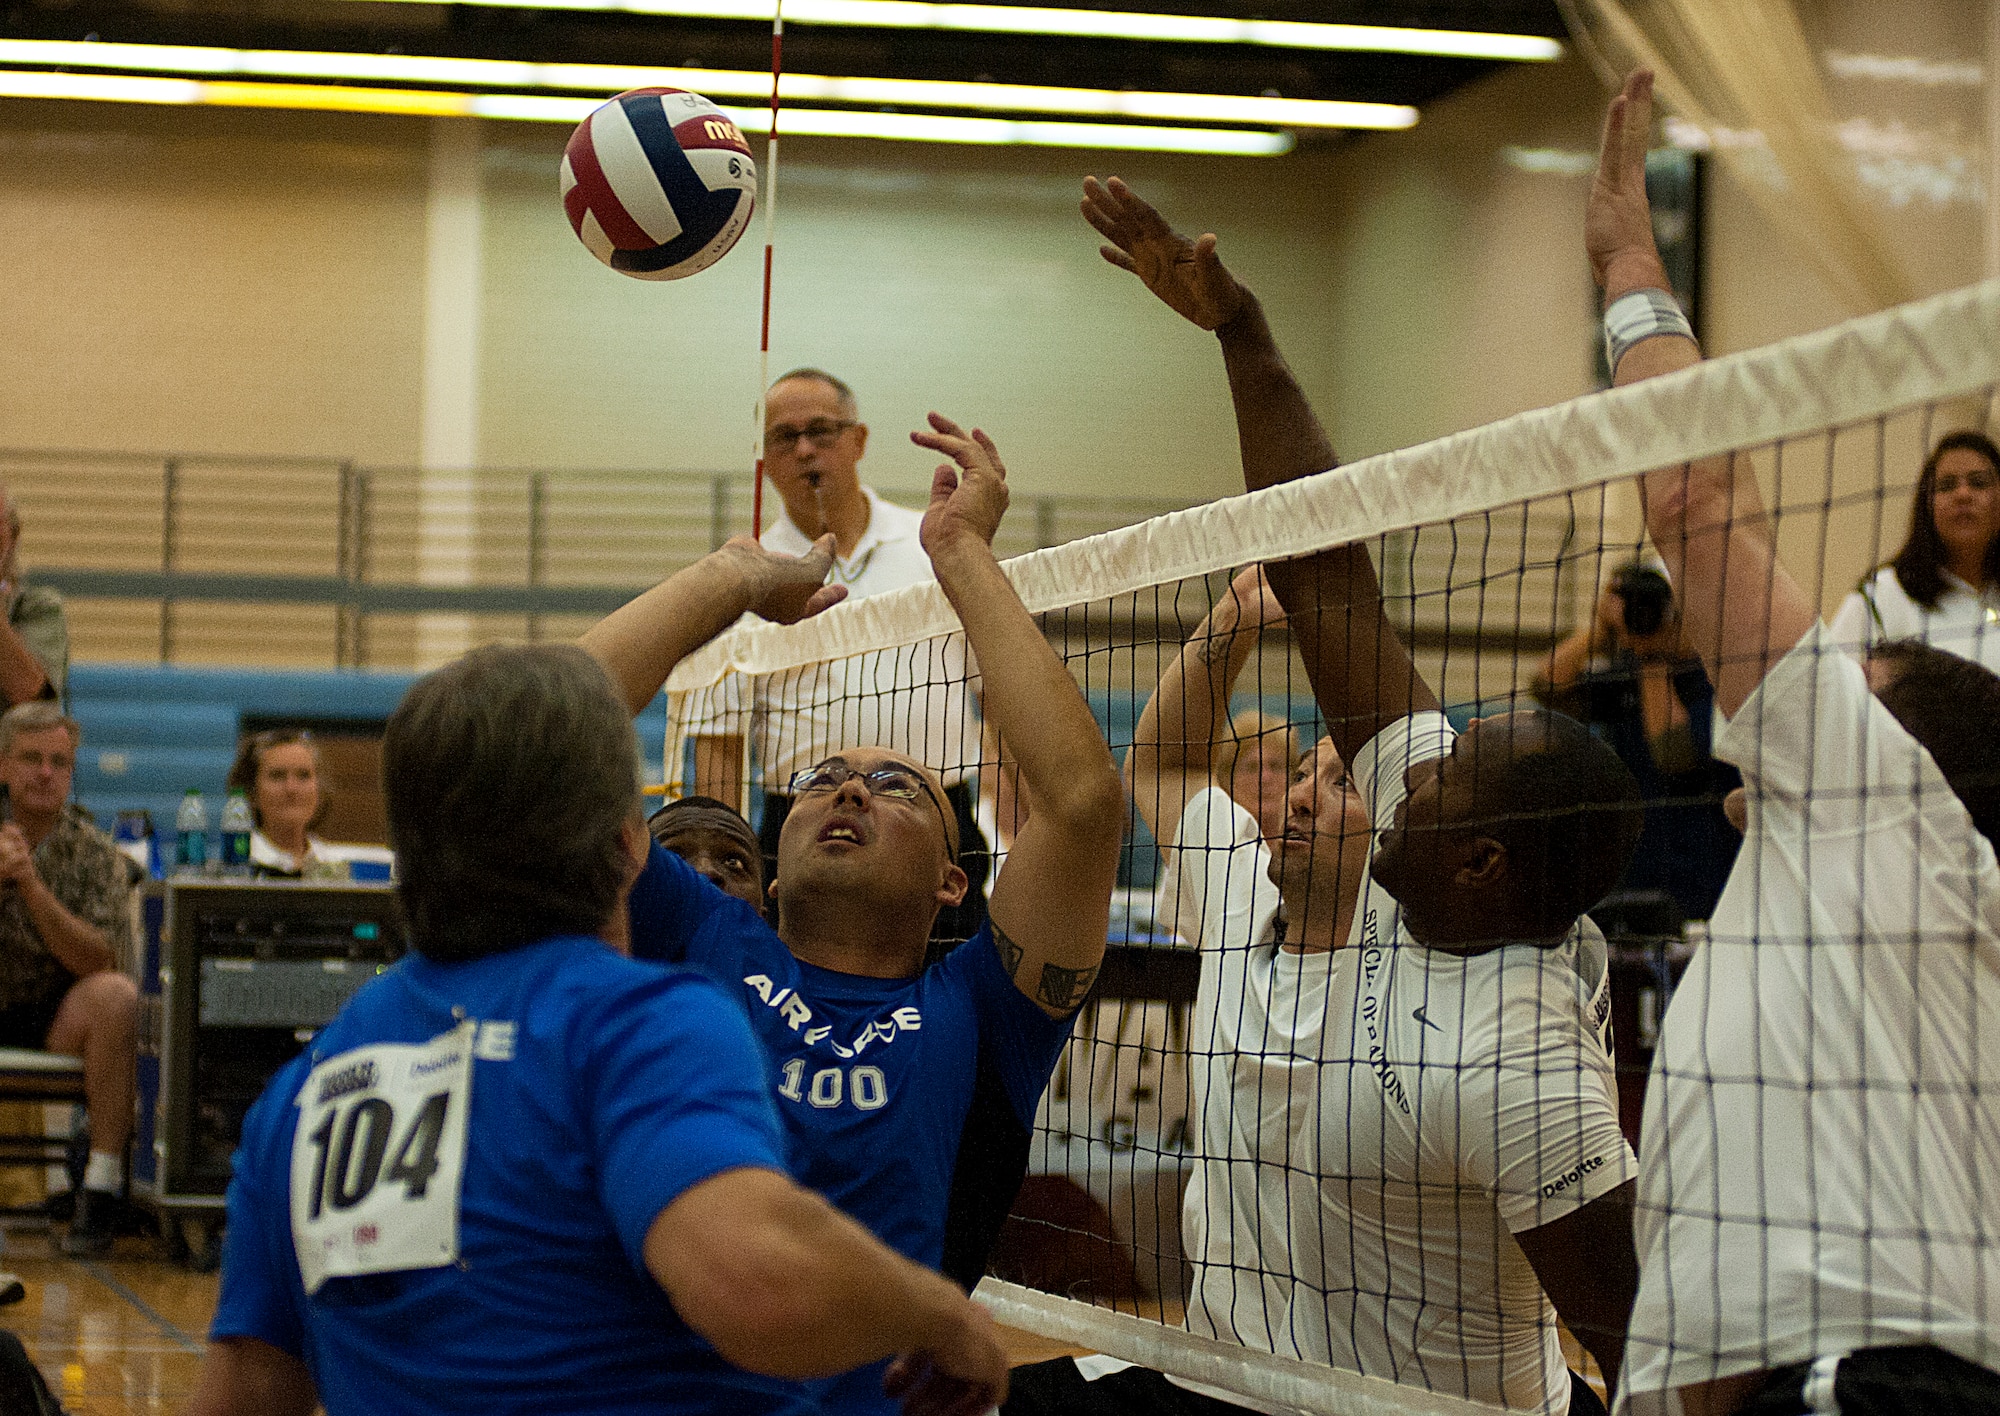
left=629, top=844, right=1076, bottom=1415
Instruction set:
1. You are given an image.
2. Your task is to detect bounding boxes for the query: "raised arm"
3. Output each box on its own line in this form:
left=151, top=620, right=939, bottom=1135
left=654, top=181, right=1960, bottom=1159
left=580, top=538, right=847, bottom=716
left=1127, top=566, right=1284, bottom=845
left=1587, top=71, right=1815, bottom=715
left=910, top=415, right=1125, bottom=1019
left=1083, top=176, right=1439, bottom=760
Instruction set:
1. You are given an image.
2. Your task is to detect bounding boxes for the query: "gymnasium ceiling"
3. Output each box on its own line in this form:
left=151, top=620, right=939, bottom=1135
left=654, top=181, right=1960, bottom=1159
left=0, top=0, right=1570, bottom=147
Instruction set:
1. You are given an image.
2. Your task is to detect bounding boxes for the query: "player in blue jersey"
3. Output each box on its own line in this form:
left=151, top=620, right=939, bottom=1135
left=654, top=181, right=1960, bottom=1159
left=585, top=413, right=1128, bottom=1416
left=190, top=630, right=1013, bottom=1416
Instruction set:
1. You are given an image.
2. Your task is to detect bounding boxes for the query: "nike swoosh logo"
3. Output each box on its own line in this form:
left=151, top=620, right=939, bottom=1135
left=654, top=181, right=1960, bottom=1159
left=1412, top=1005, right=1440, bottom=1031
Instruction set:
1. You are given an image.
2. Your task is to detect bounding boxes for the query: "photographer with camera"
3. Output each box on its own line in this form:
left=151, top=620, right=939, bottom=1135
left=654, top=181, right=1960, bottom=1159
left=1534, top=562, right=1742, bottom=922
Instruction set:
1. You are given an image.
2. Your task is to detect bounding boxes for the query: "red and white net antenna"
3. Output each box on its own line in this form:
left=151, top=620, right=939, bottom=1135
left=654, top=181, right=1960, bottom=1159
left=750, top=0, right=784, bottom=537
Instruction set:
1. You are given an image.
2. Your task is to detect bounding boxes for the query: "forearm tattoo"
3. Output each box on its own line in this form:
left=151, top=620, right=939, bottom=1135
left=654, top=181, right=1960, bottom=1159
left=1036, top=962, right=1100, bottom=1012
left=1192, top=631, right=1228, bottom=666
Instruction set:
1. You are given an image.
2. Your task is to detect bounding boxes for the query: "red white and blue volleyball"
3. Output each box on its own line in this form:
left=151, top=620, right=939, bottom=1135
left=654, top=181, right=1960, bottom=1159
left=561, top=87, right=757, bottom=281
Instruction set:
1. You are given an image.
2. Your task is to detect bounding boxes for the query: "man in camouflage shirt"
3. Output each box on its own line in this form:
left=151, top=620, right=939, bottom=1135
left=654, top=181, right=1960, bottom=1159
left=0, top=702, right=136, bottom=1255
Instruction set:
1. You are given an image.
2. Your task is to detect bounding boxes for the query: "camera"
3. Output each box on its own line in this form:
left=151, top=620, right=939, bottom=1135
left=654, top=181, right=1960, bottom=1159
left=1612, top=564, right=1674, bottom=637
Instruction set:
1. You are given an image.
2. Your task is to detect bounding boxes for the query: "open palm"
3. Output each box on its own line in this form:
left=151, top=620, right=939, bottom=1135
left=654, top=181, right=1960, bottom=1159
left=1081, top=175, right=1248, bottom=331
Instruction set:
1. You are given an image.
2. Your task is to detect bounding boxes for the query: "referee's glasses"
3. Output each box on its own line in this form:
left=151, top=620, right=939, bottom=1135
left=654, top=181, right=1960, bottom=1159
left=766, top=419, right=856, bottom=453
left=789, top=758, right=953, bottom=845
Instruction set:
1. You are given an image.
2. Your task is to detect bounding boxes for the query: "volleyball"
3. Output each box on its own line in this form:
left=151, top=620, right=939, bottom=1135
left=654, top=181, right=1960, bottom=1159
left=561, top=87, right=757, bottom=281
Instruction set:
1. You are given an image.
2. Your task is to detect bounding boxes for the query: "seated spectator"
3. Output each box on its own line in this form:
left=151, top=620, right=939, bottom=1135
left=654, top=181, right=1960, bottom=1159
left=226, top=730, right=392, bottom=879
left=0, top=702, right=138, bottom=1257
left=648, top=796, right=765, bottom=915
left=1534, top=562, right=1740, bottom=921
left=0, top=487, right=66, bottom=709
left=1829, top=429, right=2000, bottom=673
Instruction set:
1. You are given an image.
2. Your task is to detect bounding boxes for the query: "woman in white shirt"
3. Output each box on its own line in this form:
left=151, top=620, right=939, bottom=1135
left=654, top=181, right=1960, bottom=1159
left=1830, top=430, right=2000, bottom=672
left=224, top=729, right=393, bottom=878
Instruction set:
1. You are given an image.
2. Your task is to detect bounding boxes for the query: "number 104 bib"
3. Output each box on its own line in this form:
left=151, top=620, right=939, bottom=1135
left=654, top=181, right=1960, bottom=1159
left=291, top=1021, right=475, bottom=1295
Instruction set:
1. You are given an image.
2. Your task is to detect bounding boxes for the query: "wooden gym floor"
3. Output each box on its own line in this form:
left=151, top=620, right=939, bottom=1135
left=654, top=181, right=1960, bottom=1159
left=0, top=1228, right=1085, bottom=1415
left=0, top=1226, right=1590, bottom=1414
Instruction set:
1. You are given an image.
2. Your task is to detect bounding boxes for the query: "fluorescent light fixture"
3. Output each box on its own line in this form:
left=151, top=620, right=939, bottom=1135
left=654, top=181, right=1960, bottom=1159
left=0, top=68, right=1295, bottom=152
left=0, top=39, right=1415, bottom=128
left=342, top=0, right=1565, bottom=58
left=727, top=106, right=1292, bottom=153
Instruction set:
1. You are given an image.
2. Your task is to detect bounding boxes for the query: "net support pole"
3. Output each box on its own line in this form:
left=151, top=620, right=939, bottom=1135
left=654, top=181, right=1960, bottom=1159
left=972, top=1280, right=1506, bottom=1416
left=750, top=0, right=783, bottom=538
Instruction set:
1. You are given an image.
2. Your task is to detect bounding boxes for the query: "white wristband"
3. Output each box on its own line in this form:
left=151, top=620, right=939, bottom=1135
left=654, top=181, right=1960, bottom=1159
left=1604, top=287, right=1696, bottom=374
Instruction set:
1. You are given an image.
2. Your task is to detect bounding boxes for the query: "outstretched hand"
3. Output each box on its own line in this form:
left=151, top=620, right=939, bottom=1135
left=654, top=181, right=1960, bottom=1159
left=1585, top=69, right=1661, bottom=289
left=1081, top=175, right=1249, bottom=331
left=717, top=534, right=848, bottom=624
left=880, top=1296, right=1008, bottom=1416
left=911, top=412, right=1010, bottom=557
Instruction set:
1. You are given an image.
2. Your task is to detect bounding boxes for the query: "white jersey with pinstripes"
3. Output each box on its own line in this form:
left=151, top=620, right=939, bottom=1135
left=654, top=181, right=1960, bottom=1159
left=1274, top=713, right=1633, bottom=1415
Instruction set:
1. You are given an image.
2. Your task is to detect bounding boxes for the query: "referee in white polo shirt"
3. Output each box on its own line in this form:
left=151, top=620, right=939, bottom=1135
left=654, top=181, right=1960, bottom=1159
left=684, top=368, right=990, bottom=948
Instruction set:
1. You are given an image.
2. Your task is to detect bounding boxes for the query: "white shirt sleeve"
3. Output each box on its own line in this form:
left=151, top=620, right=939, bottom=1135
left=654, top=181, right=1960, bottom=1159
left=1441, top=956, right=1638, bottom=1233
left=1167, top=786, right=1276, bottom=956
left=1718, top=621, right=1891, bottom=806
left=1827, top=586, right=1877, bottom=655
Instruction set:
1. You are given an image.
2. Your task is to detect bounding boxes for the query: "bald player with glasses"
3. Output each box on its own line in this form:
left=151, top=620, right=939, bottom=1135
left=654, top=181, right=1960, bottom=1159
left=680, top=370, right=995, bottom=950
left=587, top=412, right=1126, bottom=1416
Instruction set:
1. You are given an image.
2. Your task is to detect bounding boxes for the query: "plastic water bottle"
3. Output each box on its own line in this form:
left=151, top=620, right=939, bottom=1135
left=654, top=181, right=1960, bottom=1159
left=220, top=791, right=253, bottom=876
left=175, top=790, right=208, bottom=875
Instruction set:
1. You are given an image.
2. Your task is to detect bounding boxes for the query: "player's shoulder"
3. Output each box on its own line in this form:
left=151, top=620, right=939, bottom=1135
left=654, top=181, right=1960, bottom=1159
left=534, top=935, right=744, bottom=1025
left=927, top=921, right=1001, bottom=996
left=1175, top=784, right=1257, bottom=852
left=1446, top=944, right=1596, bottom=1052
left=927, top=920, right=1059, bottom=1027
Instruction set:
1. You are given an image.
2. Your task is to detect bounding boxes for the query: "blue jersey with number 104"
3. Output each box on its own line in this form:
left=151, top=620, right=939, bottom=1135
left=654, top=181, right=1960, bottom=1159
left=628, top=844, right=1076, bottom=1415
left=209, top=934, right=818, bottom=1416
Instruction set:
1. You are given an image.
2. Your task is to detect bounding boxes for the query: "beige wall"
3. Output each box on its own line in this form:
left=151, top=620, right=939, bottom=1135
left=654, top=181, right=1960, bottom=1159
left=0, top=101, right=428, bottom=464
left=479, top=127, right=1358, bottom=500
left=0, top=4, right=1988, bottom=666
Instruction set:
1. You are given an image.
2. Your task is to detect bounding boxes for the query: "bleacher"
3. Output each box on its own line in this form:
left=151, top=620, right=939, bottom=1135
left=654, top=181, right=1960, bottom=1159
left=68, top=663, right=671, bottom=836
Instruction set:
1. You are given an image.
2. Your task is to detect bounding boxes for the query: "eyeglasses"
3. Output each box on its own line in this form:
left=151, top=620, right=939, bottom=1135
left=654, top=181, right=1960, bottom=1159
left=789, top=759, right=952, bottom=843
left=765, top=419, right=855, bottom=452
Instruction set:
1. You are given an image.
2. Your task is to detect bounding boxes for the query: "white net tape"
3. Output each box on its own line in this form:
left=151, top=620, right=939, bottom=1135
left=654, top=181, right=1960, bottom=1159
left=666, top=278, right=2000, bottom=695
left=973, top=1278, right=1507, bottom=1416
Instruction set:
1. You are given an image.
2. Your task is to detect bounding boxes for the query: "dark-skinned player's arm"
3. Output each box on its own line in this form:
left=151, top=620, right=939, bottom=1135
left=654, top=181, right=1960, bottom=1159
left=1475, top=72, right=1772, bottom=1401
left=1127, top=565, right=1284, bottom=846
left=1513, top=1178, right=1639, bottom=1393
left=1082, top=176, right=1440, bottom=761
left=1589, top=70, right=1815, bottom=716
left=911, top=414, right=1126, bottom=1019
left=580, top=536, right=848, bottom=716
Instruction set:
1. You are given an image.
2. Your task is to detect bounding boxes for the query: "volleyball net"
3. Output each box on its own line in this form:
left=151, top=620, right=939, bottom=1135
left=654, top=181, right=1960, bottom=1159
left=663, top=278, right=2000, bottom=1415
